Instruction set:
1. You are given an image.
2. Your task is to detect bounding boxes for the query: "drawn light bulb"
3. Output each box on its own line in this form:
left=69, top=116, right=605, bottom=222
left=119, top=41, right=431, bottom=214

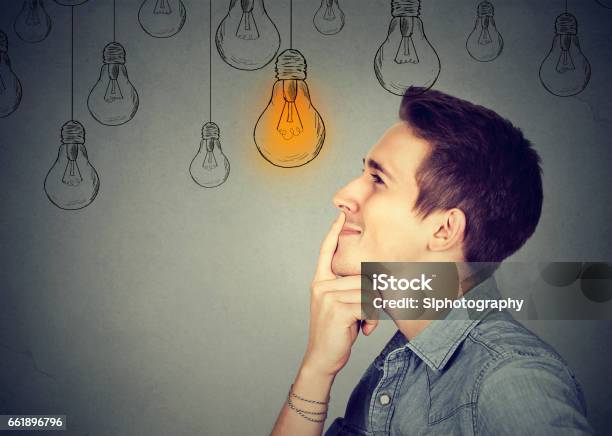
left=254, top=49, right=325, bottom=168
left=44, top=120, right=100, bottom=210
left=216, top=0, right=281, bottom=70
left=581, top=263, right=612, bottom=303
left=374, top=0, right=440, bottom=96
left=595, top=1, right=612, bottom=8
left=540, top=262, right=584, bottom=287
left=466, top=1, right=503, bottom=62
left=189, top=122, right=230, bottom=188
left=54, top=0, right=89, bottom=5
left=87, top=42, right=139, bottom=126
left=0, top=31, right=23, bottom=118
left=540, top=262, right=612, bottom=304
left=14, top=0, right=52, bottom=43
left=539, top=12, right=591, bottom=97
left=313, top=0, right=345, bottom=36
left=138, top=0, right=186, bottom=38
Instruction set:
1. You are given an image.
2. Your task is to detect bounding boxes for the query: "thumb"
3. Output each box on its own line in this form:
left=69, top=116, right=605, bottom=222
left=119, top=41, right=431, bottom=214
left=361, top=319, right=379, bottom=336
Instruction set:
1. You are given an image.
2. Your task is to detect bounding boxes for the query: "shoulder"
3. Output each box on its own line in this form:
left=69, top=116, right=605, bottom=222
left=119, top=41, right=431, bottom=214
left=465, top=312, right=592, bottom=435
left=467, top=311, right=580, bottom=397
left=467, top=310, right=565, bottom=363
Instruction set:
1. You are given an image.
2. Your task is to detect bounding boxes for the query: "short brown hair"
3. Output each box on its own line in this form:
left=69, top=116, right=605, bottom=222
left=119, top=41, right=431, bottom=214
left=400, top=88, right=543, bottom=262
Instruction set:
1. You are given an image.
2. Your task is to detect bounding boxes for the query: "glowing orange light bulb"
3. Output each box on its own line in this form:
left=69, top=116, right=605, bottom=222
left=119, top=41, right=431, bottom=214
left=254, top=49, right=325, bottom=168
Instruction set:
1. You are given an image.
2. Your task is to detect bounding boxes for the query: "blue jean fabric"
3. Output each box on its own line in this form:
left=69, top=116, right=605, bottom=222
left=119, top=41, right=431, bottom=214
left=325, top=276, right=594, bottom=435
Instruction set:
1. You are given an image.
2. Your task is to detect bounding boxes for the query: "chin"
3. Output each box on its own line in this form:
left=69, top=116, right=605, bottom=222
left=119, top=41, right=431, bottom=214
left=331, top=254, right=361, bottom=277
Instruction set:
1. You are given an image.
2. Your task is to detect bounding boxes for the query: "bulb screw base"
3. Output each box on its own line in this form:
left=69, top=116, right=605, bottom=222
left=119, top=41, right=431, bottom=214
left=392, top=0, right=420, bottom=17
left=275, top=49, right=307, bottom=80
left=103, top=42, right=127, bottom=64
left=61, top=120, right=86, bottom=144
left=202, top=122, right=220, bottom=140
left=555, top=13, right=578, bottom=35
left=0, top=31, right=8, bottom=53
left=477, top=1, right=494, bottom=17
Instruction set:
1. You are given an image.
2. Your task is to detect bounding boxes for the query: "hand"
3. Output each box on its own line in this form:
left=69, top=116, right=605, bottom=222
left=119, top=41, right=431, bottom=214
left=301, top=212, right=379, bottom=377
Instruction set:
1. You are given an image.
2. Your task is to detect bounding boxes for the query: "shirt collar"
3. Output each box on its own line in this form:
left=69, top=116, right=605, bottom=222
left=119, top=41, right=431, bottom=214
left=391, top=275, right=502, bottom=372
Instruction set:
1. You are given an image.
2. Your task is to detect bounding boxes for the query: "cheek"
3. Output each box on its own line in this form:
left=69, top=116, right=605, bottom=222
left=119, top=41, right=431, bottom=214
left=363, top=194, right=425, bottom=256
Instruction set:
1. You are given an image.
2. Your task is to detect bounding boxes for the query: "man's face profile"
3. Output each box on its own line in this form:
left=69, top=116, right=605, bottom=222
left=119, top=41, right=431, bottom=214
left=331, top=122, right=435, bottom=277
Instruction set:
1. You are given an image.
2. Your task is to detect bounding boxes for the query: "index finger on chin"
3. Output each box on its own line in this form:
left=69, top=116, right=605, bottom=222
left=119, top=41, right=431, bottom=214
left=314, top=212, right=346, bottom=282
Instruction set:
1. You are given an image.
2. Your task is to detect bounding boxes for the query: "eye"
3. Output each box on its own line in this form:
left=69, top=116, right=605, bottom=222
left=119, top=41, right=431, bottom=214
left=370, top=173, right=384, bottom=184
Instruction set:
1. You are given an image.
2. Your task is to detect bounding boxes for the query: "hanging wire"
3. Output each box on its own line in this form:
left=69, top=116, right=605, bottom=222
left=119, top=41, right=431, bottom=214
left=565, top=0, right=568, bottom=12
left=113, top=0, right=116, bottom=41
left=290, top=0, right=293, bottom=49
left=209, top=0, right=212, bottom=122
left=71, top=6, right=74, bottom=120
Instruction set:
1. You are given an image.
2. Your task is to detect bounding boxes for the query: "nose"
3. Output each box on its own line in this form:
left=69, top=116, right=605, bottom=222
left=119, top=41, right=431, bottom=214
left=333, top=177, right=361, bottom=215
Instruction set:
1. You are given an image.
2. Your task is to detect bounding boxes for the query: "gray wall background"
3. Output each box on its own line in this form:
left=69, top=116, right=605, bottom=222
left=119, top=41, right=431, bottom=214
left=1, top=0, right=611, bottom=434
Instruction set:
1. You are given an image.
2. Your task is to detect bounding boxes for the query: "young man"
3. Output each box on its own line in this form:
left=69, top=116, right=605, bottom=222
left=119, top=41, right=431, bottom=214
left=271, top=89, right=593, bottom=435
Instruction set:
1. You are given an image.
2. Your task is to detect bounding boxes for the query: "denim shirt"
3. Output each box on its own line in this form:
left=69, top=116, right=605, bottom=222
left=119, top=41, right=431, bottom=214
left=325, top=276, right=594, bottom=436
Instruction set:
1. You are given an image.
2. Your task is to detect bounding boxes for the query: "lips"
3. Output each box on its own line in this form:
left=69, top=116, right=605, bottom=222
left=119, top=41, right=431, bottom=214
left=340, top=225, right=361, bottom=236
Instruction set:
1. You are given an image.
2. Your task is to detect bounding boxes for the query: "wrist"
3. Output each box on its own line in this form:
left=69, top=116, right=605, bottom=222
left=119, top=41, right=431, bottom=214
left=299, top=357, right=339, bottom=382
left=298, top=361, right=337, bottom=382
left=291, top=361, right=336, bottom=406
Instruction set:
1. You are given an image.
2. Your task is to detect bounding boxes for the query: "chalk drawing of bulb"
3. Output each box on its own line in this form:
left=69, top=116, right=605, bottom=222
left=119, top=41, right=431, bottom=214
left=190, top=122, right=230, bottom=188
left=254, top=49, right=325, bottom=168
left=466, top=1, right=503, bottom=62
left=44, top=120, right=100, bottom=210
left=138, top=0, right=186, bottom=38
left=313, top=0, right=345, bottom=35
left=374, top=0, right=440, bottom=96
left=0, top=31, right=23, bottom=118
left=87, top=42, right=139, bottom=126
left=595, top=1, right=612, bottom=8
left=14, top=0, right=52, bottom=43
left=216, top=0, right=281, bottom=70
left=539, top=12, right=591, bottom=97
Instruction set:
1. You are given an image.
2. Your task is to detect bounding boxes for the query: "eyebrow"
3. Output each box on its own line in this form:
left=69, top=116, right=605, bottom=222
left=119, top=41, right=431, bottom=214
left=363, top=157, right=395, bottom=182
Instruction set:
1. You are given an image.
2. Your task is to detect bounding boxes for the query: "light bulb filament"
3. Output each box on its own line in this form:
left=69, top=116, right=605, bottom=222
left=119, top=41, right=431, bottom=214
left=202, top=140, right=218, bottom=170
left=324, top=0, right=336, bottom=20
left=26, top=3, right=41, bottom=26
left=277, top=101, right=303, bottom=140
left=556, top=35, right=575, bottom=73
left=203, top=151, right=218, bottom=170
left=276, top=80, right=303, bottom=140
left=62, top=145, right=83, bottom=186
left=154, top=0, right=172, bottom=15
left=236, top=12, right=260, bottom=40
left=104, top=65, right=124, bottom=102
left=0, top=75, right=6, bottom=94
left=395, top=17, right=419, bottom=64
left=478, top=17, right=492, bottom=45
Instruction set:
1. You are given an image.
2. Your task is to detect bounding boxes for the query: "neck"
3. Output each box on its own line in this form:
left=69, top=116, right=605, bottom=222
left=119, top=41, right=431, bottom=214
left=395, top=319, right=431, bottom=340
left=394, top=263, right=495, bottom=340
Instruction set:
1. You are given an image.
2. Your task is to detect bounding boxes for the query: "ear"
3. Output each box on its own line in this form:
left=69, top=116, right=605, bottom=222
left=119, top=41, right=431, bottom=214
left=428, top=208, right=466, bottom=253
